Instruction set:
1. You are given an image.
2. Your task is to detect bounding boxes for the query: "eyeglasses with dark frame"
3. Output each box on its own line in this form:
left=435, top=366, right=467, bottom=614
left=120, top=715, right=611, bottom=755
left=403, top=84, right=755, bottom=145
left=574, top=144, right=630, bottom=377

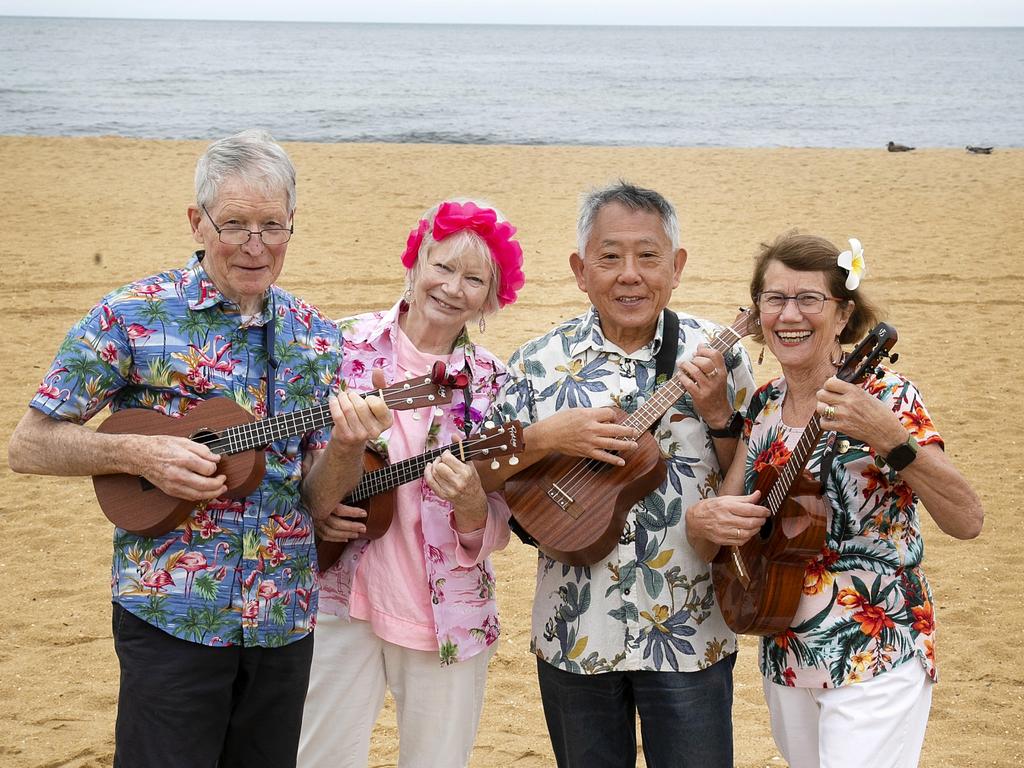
left=755, top=291, right=845, bottom=315
left=201, top=204, right=293, bottom=246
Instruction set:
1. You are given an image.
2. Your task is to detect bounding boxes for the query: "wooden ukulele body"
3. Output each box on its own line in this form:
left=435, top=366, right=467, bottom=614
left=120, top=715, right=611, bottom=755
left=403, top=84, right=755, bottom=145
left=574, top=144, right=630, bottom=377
left=316, top=450, right=395, bottom=572
left=712, top=466, right=828, bottom=635
left=504, top=421, right=667, bottom=566
left=93, top=398, right=264, bottom=537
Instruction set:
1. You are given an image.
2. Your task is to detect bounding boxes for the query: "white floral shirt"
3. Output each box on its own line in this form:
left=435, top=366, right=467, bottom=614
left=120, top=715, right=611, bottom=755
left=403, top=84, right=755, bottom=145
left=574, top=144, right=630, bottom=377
left=496, top=307, right=755, bottom=674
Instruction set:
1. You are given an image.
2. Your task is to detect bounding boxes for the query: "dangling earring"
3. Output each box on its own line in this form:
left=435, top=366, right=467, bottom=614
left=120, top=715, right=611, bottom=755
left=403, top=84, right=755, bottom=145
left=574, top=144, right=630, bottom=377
left=830, top=335, right=844, bottom=367
left=403, top=288, right=413, bottom=305
left=478, top=316, right=486, bottom=334
left=757, top=346, right=765, bottom=365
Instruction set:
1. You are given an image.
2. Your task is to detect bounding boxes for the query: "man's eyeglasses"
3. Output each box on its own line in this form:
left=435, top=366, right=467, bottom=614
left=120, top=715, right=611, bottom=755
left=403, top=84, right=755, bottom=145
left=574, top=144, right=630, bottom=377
left=755, top=291, right=844, bottom=315
left=202, top=204, right=293, bottom=246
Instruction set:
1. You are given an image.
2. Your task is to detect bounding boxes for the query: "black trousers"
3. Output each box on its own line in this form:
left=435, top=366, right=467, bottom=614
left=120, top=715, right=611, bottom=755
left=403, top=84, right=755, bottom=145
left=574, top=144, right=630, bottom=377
left=537, top=654, right=735, bottom=768
left=111, top=602, right=314, bottom=768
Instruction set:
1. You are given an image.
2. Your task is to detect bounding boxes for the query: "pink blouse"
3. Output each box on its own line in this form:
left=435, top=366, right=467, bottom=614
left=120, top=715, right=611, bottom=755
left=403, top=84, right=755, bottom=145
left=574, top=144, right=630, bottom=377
left=318, top=301, right=510, bottom=665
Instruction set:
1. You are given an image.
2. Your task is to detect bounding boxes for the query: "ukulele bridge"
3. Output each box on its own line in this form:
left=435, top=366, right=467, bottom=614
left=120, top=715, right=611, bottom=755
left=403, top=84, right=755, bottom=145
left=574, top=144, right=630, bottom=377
left=547, top=484, right=582, bottom=519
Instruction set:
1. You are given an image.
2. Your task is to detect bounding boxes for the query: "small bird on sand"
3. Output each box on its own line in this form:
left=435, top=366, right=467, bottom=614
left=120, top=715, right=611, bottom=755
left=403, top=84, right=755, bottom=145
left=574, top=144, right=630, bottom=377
left=966, top=145, right=994, bottom=154
left=887, top=141, right=914, bottom=152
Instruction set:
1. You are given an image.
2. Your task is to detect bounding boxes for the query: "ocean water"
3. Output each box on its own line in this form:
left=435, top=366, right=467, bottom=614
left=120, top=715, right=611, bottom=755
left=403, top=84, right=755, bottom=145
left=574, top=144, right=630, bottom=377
left=0, top=17, right=1020, bottom=147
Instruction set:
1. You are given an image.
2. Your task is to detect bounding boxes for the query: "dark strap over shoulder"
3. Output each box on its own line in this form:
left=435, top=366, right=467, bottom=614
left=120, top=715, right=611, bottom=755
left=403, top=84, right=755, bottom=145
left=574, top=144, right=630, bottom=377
left=654, top=308, right=679, bottom=382
left=651, top=308, right=678, bottom=434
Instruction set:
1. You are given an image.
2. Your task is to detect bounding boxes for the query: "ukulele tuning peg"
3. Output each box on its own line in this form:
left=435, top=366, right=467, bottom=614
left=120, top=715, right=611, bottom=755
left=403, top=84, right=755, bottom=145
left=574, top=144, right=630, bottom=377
left=484, top=420, right=495, bottom=429
left=508, top=456, right=519, bottom=466
left=888, top=352, right=899, bottom=364
left=490, top=459, right=500, bottom=470
left=405, top=397, right=414, bottom=405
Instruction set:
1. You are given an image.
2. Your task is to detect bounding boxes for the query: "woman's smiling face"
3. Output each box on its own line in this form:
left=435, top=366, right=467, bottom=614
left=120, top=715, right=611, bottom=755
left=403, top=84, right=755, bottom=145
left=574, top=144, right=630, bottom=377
left=760, top=260, right=852, bottom=376
left=406, top=237, right=492, bottom=342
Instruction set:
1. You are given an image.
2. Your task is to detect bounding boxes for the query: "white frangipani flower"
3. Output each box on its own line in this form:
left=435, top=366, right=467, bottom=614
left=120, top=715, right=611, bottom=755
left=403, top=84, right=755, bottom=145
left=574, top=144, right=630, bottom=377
left=837, top=238, right=866, bottom=290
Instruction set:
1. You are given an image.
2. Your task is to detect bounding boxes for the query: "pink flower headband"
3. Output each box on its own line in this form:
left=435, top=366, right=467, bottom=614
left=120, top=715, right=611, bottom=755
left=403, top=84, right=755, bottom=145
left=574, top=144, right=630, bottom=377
left=400, top=201, right=526, bottom=307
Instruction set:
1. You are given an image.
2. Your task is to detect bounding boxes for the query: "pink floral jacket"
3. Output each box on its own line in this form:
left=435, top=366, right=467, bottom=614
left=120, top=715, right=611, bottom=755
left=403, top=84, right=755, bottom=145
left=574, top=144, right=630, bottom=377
left=317, top=301, right=511, bottom=665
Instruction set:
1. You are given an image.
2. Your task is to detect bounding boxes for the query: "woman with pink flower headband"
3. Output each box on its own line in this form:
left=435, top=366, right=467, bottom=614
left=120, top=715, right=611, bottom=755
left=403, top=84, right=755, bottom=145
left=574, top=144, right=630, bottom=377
left=299, top=200, right=525, bottom=768
left=685, top=232, right=982, bottom=768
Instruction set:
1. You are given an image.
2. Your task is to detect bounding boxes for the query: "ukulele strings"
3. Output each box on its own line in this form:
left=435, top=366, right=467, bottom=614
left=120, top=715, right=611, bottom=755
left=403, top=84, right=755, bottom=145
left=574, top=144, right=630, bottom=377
left=183, top=379, right=443, bottom=456
left=544, top=320, right=748, bottom=501
left=351, top=429, right=511, bottom=500
left=546, top=387, right=672, bottom=498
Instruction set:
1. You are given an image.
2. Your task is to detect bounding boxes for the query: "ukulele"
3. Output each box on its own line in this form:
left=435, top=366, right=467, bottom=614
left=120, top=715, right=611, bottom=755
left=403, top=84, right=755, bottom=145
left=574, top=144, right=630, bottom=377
left=504, top=308, right=760, bottom=566
left=93, top=363, right=454, bottom=537
left=316, top=420, right=525, bottom=572
left=711, top=322, right=899, bottom=636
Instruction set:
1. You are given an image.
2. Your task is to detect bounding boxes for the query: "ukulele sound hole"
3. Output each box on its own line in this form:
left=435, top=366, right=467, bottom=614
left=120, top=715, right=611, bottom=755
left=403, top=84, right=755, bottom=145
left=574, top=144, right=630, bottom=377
left=138, top=476, right=155, bottom=491
left=758, top=518, right=774, bottom=541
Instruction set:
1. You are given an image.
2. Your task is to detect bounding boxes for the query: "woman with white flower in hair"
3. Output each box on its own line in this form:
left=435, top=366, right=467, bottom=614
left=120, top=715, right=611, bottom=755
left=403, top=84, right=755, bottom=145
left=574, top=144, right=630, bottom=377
left=298, top=199, right=524, bottom=768
left=685, top=232, right=982, bottom=768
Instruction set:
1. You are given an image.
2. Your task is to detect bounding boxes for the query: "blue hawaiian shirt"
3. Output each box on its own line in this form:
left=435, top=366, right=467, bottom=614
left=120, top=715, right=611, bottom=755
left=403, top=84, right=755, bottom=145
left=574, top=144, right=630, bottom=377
left=30, top=252, right=342, bottom=648
left=496, top=307, right=755, bottom=674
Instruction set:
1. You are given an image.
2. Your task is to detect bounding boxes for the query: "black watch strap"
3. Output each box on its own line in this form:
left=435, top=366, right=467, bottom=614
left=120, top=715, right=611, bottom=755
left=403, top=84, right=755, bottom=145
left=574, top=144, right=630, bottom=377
left=708, top=410, right=743, bottom=439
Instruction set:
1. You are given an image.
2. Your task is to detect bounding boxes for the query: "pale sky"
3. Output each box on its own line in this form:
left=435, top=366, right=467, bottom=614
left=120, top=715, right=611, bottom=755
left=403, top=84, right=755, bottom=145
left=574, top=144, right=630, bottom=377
left=1, top=0, right=1022, bottom=26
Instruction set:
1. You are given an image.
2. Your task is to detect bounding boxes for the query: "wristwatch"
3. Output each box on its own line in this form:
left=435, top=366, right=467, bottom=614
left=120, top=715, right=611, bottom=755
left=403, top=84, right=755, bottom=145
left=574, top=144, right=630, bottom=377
left=884, top=435, right=919, bottom=472
left=708, top=410, right=743, bottom=439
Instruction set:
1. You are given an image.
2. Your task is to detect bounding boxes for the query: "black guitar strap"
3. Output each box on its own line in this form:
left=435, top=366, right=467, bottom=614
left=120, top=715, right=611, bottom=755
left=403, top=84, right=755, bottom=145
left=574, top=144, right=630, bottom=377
left=651, top=308, right=679, bottom=432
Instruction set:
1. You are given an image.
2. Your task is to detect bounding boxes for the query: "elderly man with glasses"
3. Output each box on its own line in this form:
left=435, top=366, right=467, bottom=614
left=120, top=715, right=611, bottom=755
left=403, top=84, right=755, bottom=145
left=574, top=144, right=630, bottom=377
left=8, top=129, right=391, bottom=767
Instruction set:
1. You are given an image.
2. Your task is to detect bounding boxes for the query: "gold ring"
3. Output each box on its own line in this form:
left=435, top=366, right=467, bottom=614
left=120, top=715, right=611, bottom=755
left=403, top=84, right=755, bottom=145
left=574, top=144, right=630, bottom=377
left=708, top=367, right=719, bottom=378
left=823, top=405, right=836, bottom=420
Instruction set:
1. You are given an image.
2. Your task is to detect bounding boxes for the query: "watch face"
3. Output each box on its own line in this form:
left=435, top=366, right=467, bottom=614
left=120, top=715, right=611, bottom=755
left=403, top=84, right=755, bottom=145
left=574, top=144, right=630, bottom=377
left=886, top=438, right=918, bottom=471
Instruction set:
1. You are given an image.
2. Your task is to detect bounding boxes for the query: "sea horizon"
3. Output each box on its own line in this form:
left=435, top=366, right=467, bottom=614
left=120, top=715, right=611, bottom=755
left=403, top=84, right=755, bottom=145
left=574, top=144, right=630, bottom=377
left=1, top=17, right=1020, bottom=148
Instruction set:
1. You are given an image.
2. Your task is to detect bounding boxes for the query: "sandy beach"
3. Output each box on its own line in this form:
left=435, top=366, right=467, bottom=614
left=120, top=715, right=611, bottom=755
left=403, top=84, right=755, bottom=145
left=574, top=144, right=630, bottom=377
left=1, top=136, right=1021, bottom=767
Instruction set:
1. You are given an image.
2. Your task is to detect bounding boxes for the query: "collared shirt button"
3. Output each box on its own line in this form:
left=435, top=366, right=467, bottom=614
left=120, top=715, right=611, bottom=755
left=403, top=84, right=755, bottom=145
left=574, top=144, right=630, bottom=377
left=623, top=588, right=631, bottom=596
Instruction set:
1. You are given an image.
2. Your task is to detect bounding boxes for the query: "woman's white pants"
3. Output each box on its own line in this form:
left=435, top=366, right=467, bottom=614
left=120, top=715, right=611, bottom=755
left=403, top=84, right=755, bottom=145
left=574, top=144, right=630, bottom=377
left=762, top=659, right=934, bottom=768
left=298, top=613, right=495, bottom=768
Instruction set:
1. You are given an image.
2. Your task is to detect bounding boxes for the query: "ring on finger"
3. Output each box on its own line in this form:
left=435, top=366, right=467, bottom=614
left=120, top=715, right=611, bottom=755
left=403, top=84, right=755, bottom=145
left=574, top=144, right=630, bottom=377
left=823, top=405, right=836, bottom=420
left=708, top=367, right=720, bottom=378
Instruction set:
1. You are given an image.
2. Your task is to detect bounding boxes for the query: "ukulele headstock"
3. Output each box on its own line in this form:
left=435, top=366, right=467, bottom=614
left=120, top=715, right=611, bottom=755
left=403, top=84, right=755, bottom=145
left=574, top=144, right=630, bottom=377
left=731, top=306, right=761, bottom=339
left=467, top=420, right=525, bottom=469
left=378, top=374, right=455, bottom=412
left=837, top=322, right=899, bottom=386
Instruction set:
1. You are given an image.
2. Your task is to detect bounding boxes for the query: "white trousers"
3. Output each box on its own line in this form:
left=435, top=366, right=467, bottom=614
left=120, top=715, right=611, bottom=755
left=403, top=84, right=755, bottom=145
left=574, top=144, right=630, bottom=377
left=298, top=613, right=495, bottom=768
left=763, top=660, right=934, bottom=768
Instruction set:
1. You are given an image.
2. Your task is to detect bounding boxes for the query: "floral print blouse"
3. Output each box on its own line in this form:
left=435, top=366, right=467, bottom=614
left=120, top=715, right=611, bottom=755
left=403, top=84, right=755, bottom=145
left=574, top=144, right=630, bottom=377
left=317, top=301, right=511, bottom=665
left=29, top=253, right=342, bottom=647
left=747, top=369, right=943, bottom=688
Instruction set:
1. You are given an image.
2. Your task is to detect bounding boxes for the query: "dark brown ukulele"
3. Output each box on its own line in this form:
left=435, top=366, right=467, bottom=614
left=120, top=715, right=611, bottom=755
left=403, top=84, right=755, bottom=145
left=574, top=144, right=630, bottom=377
left=93, top=365, right=454, bottom=537
left=504, top=309, right=760, bottom=566
left=712, top=322, right=898, bottom=635
left=317, top=420, right=525, bottom=572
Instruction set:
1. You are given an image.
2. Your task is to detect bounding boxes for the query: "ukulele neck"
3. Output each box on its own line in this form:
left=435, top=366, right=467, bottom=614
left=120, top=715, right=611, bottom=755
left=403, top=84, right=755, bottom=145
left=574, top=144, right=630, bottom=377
left=621, top=322, right=745, bottom=435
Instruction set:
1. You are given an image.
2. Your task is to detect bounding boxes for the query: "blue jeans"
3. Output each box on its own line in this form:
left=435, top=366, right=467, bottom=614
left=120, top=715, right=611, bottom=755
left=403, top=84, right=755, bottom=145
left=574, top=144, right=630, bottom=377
left=536, top=653, right=735, bottom=768
left=112, top=602, right=314, bottom=768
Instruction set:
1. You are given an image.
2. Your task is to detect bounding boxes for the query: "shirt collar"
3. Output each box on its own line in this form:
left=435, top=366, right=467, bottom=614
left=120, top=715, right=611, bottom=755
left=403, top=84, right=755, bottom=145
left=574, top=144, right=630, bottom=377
left=183, top=251, right=274, bottom=325
left=367, top=299, right=477, bottom=380
left=569, top=306, right=665, bottom=362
